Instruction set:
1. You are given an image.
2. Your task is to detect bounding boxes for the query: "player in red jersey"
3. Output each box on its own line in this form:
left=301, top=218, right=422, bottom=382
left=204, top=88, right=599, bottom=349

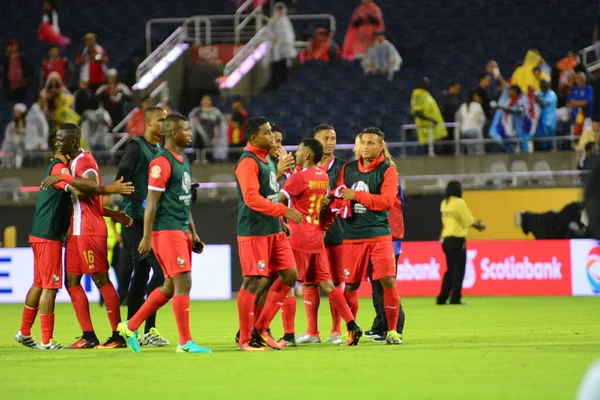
left=44, top=124, right=131, bottom=348
left=277, top=138, right=362, bottom=347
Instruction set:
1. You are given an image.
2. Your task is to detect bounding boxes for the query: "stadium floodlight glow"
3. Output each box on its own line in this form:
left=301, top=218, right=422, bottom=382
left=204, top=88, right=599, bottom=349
left=133, top=43, right=189, bottom=91
left=219, top=42, right=269, bottom=89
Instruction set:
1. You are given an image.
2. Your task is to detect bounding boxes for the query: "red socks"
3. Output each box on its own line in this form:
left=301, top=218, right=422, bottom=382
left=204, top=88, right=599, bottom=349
left=99, top=283, right=121, bottom=331
left=329, top=294, right=341, bottom=335
left=281, top=296, right=296, bottom=335
left=172, top=295, right=192, bottom=345
left=303, top=287, right=320, bottom=336
left=40, top=313, right=54, bottom=344
left=237, top=289, right=256, bottom=344
left=327, top=287, right=355, bottom=324
left=253, top=304, right=264, bottom=324
left=67, top=285, right=94, bottom=332
left=343, top=290, right=359, bottom=319
left=255, top=280, right=294, bottom=331
left=20, top=306, right=38, bottom=336
left=383, top=287, right=400, bottom=332
left=129, top=288, right=169, bottom=332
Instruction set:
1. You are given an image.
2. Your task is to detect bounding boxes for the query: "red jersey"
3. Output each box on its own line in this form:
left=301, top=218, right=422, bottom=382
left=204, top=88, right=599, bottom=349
left=69, top=151, right=107, bottom=237
left=281, top=167, right=329, bottom=253
left=42, top=57, right=71, bottom=82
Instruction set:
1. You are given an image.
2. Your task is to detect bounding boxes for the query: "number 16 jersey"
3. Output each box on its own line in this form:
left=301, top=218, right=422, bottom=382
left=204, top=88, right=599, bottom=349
left=280, top=168, right=329, bottom=253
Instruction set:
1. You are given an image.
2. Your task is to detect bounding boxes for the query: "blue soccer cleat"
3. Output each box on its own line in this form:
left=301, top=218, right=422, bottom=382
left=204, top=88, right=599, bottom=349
left=118, top=321, right=140, bottom=353
left=176, top=341, right=212, bottom=354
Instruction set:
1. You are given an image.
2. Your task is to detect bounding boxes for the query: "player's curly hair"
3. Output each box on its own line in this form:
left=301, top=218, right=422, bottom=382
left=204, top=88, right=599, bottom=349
left=300, top=138, right=324, bottom=164
left=244, top=116, right=269, bottom=140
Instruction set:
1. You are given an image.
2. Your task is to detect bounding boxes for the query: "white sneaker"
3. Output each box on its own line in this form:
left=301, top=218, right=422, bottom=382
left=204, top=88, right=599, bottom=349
left=295, top=333, right=321, bottom=344
left=328, top=332, right=342, bottom=345
left=15, top=331, right=38, bottom=349
left=39, top=339, right=64, bottom=350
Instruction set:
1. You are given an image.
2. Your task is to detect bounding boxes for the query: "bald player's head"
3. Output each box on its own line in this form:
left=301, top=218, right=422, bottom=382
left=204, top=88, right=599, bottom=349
left=162, top=114, right=192, bottom=149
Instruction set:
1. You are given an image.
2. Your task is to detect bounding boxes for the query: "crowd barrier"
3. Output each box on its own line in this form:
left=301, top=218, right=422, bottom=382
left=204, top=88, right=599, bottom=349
left=0, top=245, right=232, bottom=303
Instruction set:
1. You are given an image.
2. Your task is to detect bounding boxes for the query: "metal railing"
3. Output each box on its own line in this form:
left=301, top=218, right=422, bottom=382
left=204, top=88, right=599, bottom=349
left=580, top=42, right=600, bottom=72
left=137, top=26, right=185, bottom=82
left=234, top=3, right=265, bottom=44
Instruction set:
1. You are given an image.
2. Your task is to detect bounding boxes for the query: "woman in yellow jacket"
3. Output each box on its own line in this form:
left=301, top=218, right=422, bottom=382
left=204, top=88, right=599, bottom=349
left=436, top=181, right=485, bottom=305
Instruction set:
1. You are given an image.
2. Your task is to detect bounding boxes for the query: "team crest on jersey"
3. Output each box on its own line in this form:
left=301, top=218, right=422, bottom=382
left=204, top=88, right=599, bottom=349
left=150, top=165, right=162, bottom=179
left=258, top=260, right=266, bottom=270
left=61, top=168, right=70, bottom=174
left=52, top=274, right=60, bottom=282
left=177, top=257, right=185, bottom=266
left=343, top=268, right=350, bottom=277
left=268, top=171, right=279, bottom=192
left=351, top=181, right=369, bottom=214
left=182, top=172, right=191, bottom=193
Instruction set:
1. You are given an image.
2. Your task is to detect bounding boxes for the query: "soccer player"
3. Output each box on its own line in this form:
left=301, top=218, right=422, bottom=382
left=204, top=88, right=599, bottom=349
left=337, top=127, right=403, bottom=345
left=118, top=114, right=211, bottom=354
left=312, top=124, right=347, bottom=345
left=235, top=116, right=302, bottom=351
left=44, top=124, right=131, bottom=348
left=278, top=138, right=362, bottom=347
left=116, top=106, right=170, bottom=347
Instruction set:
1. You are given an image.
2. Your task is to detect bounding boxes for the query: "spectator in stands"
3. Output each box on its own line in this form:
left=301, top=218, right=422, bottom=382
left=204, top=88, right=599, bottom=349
left=410, top=77, right=448, bottom=154
left=76, top=33, right=108, bottom=92
left=126, top=96, right=151, bottom=139
left=25, top=95, right=49, bottom=152
left=42, top=71, right=79, bottom=131
left=491, top=85, right=528, bottom=153
left=568, top=72, right=594, bottom=136
left=95, top=68, right=133, bottom=128
left=227, top=97, right=248, bottom=156
left=342, top=0, right=384, bottom=60
left=438, top=81, right=462, bottom=149
left=579, top=141, right=598, bottom=171
left=556, top=50, right=578, bottom=91
left=533, top=80, right=558, bottom=151
left=73, top=80, right=95, bottom=116
left=485, top=60, right=505, bottom=101
left=268, top=2, right=296, bottom=91
left=476, top=73, right=492, bottom=119
left=1, top=39, right=33, bottom=103
left=81, top=97, right=112, bottom=151
left=188, top=95, right=225, bottom=164
left=361, top=30, right=402, bottom=81
left=40, top=47, right=74, bottom=91
left=1, top=104, right=31, bottom=169
left=300, top=28, right=341, bottom=63
left=577, top=117, right=600, bottom=168
left=38, top=0, right=70, bottom=50
left=456, top=89, right=486, bottom=155
left=511, top=49, right=549, bottom=93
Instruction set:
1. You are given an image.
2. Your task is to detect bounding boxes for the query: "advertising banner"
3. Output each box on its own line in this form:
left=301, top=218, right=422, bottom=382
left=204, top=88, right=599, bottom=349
left=0, top=245, right=231, bottom=303
left=190, top=45, right=243, bottom=65
left=570, top=239, right=600, bottom=296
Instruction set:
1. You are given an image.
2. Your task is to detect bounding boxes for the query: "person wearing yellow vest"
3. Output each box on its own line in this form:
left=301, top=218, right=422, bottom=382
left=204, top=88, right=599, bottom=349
left=437, top=181, right=485, bottom=305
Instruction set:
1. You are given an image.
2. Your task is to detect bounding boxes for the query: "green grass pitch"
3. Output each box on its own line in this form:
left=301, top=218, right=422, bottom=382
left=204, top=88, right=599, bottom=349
left=0, top=296, right=598, bottom=400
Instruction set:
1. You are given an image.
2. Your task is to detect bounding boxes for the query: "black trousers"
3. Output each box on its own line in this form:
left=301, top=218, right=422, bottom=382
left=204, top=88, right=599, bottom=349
left=368, top=254, right=406, bottom=335
left=437, top=237, right=467, bottom=304
left=270, top=59, right=288, bottom=91
left=124, top=220, right=165, bottom=334
left=117, top=225, right=134, bottom=303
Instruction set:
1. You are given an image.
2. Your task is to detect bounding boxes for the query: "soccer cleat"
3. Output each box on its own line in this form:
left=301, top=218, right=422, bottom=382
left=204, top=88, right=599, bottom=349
left=15, top=331, right=38, bottom=349
left=295, top=333, right=321, bottom=344
left=69, top=337, right=99, bottom=349
left=364, top=330, right=383, bottom=338
left=346, top=325, right=363, bottom=346
left=373, top=334, right=387, bottom=343
left=39, top=339, right=64, bottom=350
left=118, top=321, right=141, bottom=353
left=234, top=329, right=240, bottom=344
left=176, top=341, right=212, bottom=353
left=95, top=335, right=127, bottom=349
left=386, top=330, right=403, bottom=345
left=252, top=328, right=282, bottom=350
left=237, top=341, right=268, bottom=352
left=140, top=328, right=169, bottom=347
left=328, top=332, right=343, bottom=345
left=277, top=337, right=297, bottom=348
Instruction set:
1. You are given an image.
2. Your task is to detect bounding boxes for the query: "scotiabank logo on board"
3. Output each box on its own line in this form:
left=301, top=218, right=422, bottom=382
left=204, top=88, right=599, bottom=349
left=394, top=240, right=572, bottom=296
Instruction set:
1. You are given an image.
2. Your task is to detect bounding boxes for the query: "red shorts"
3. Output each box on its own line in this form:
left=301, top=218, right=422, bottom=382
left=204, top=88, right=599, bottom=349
left=343, top=240, right=395, bottom=283
left=29, top=237, right=63, bottom=289
left=325, top=244, right=345, bottom=284
left=152, top=230, right=192, bottom=278
left=65, top=235, right=109, bottom=275
left=238, top=232, right=295, bottom=277
left=294, top=250, right=331, bottom=285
